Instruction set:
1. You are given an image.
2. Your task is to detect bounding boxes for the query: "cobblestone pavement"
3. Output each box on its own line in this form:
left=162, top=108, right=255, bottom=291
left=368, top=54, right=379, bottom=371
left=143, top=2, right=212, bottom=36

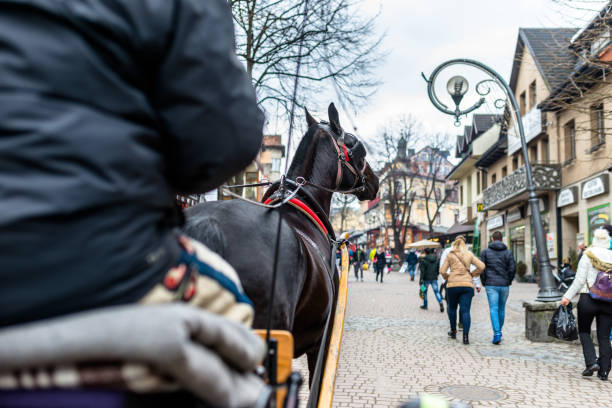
left=296, top=269, right=611, bottom=407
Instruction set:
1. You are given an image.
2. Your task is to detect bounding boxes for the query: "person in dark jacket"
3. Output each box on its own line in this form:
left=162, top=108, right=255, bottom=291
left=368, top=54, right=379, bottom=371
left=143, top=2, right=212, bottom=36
left=353, top=245, right=366, bottom=282
left=405, top=250, right=418, bottom=281
left=0, top=0, right=264, bottom=327
left=374, top=247, right=387, bottom=283
left=419, top=248, right=444, bottom=312
left=480, top=231, right=516, bottom=344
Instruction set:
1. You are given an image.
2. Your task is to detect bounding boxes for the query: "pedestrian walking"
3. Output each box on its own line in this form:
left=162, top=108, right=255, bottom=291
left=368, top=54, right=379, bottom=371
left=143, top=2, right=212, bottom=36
left=353, top=245, right=366, bottom=282
left=374, top=247, right=386, bottom=283
left=439, top=235, right=485, bottom=345
left=406, top=249, right=418, bottom=281
left=385, top=248, right=392, bottom=274
left=561, top=227, right=612, bottom=381
left=418, top=248, right=444, bottom=312
left=480, top=231, right=516, bottom=345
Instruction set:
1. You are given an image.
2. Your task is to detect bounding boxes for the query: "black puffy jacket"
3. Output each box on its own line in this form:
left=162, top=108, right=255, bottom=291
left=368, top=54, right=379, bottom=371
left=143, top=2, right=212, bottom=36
left=480, top=241, right=517, bottom=286
left=419, top=254, right=439, bottom=283
left=0, top=0, right=264, bottom=327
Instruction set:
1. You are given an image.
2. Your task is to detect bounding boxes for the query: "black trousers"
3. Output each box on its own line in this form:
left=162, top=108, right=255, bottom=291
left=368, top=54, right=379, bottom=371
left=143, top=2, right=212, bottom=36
left=353, top=262, right=363, bottom=280
left=375, top=266, right=384, bottom=282
left=577, top=293, right=612, bottom=372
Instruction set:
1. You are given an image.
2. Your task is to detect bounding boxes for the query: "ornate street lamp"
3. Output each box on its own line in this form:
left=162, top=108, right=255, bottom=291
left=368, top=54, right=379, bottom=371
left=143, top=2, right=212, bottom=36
left=422, top=58, right=561, bottom=302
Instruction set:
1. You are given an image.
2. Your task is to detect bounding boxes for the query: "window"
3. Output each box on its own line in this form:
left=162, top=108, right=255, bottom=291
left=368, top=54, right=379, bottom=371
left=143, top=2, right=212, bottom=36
left=520, top=91, right=527, bottom=115
left=460, top=185, right=464, bottom=205
left=512, top=155, right=519, bottom=171
left=590, top=103, right=605, bottom=147
left=435, top=213, right=441, bottom=225
left=529, top=144, right=538, bottom=163
left=271, top=158, right=281, bottom=172
left=529, top=81, right=536, bottom=109
left=476, top=171, right=481, bottom=194
left=564, top=120, right=576, bottom=162
left=542, top=138, right=550, bottom=164
left=491, top=173, right=497, bottom=184
left=502, top=166, right=507, bottom=178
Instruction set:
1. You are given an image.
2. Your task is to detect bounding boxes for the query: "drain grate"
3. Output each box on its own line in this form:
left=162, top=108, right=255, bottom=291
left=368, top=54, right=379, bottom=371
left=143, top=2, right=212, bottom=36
left=440, top=385, right=506, bottom=401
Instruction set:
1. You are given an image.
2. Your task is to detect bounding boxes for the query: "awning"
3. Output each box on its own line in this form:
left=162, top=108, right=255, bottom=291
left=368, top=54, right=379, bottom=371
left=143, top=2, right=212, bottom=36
left=445, top=222, right=475, bottom=235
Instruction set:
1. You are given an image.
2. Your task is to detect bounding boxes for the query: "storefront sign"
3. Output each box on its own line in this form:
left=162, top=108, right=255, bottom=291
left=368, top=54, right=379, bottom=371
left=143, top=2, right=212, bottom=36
left=476, top=203, right=484, bottom=212
left=581, top=174, right=609, bottom=200
left=557, top=187, right=578, bottom=208
left=587, top=203, right=610, bottom=244
left=487, top=215, right=504, bottom=230
left=507, top=207, right=523, bottom=223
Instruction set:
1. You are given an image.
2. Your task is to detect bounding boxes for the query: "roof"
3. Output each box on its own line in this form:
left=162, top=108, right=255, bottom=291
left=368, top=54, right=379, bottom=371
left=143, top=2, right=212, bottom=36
left=470, top=114, right=501, bottom=142
left=509, top=28, right=578, bottom=93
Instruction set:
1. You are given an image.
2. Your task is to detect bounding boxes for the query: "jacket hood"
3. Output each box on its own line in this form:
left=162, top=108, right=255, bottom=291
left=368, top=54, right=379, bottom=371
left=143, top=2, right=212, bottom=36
left=489, top=241, right=507, bottom=251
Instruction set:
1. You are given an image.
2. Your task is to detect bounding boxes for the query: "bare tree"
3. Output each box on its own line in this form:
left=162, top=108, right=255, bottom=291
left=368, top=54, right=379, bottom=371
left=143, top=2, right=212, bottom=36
left=332, top=194, right=356, bottom=232
left=419, top=134, right=458, bottom=238
left=374, top=116, right=420, bottom=256
left=229, top=0, right=384, bottom=117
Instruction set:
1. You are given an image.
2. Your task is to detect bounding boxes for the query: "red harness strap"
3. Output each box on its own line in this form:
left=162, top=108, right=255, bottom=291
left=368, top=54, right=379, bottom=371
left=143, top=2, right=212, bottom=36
left=264, top=197, right=329, bottom=237
left=341, top=144, right=350, bottom=162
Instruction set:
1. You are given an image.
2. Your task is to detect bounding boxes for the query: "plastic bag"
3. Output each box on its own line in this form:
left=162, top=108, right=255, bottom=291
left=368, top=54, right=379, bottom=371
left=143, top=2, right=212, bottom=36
left=399, top=264, right=407, bottom=274
left=419, top=284, right=426, bottom=299
left=547, top=304, right=578, bottom=341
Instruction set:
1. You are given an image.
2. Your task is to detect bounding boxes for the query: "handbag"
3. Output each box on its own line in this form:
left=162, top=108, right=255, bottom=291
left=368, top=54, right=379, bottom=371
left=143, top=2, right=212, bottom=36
left=585, top=250, right=612, bottom=302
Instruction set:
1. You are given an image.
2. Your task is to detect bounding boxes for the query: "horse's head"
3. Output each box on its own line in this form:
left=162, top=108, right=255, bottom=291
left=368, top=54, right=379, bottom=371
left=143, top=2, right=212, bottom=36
left=305, top=103, right=379, bottom=201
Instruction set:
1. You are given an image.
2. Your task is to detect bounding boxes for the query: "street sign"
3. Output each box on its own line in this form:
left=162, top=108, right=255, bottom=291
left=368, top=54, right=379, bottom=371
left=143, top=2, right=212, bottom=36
left=477, top=203, right=484, bottom=212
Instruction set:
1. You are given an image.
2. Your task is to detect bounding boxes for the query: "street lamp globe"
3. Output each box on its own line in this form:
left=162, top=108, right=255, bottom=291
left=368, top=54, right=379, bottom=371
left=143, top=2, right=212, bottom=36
left=447, top=75, right=469, bottom=107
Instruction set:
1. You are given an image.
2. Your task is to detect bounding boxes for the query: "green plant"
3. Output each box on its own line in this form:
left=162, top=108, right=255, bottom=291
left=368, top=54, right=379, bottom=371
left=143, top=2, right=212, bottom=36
left=516, top=261, right=527, bottom=277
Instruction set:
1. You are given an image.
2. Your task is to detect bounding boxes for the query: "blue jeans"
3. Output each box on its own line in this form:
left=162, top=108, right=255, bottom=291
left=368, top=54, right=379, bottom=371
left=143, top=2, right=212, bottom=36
left=422, top=280, right=442, bottom=307
left=408, top=264, right=416, bottom=279
left=447, top=286, right=474, bottom=334
left=485, top=286, right=510, bottom=336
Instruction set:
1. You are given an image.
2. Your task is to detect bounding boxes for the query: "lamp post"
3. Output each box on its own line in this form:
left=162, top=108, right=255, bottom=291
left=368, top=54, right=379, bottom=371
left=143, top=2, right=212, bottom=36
left=422, top=58, right=561, bottom=302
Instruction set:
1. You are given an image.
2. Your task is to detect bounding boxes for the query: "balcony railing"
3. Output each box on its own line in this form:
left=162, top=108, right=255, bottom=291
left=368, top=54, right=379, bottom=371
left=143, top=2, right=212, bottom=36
left=482, top=164, right=560, bottom=210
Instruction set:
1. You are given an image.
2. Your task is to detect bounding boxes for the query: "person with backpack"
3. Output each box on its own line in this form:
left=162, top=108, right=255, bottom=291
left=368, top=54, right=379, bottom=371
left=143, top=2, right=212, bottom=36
left=480, top=231, right=516, bottom=345
left=418, top=248, right=444, bottom=312
left=439, top=235, right=485, bottom=345
left=561, top=227, right=612, bottom=381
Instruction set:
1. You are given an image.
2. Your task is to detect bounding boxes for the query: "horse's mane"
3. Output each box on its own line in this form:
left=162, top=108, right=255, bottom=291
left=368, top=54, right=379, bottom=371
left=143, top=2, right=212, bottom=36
left=287, top=125, right=323, bottom=178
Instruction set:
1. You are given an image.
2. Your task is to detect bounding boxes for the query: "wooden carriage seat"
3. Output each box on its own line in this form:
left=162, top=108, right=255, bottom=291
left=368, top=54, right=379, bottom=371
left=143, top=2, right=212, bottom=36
left=253, top=330, right=294, bottom=408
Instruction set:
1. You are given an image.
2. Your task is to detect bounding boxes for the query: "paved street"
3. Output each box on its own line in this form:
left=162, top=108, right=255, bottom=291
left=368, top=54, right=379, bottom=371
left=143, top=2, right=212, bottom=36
left=298, top=269, right=611, bottom=407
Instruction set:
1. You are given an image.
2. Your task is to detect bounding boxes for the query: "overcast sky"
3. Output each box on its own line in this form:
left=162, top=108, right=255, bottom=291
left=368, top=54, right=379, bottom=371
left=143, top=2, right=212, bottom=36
left=292, top=0, right=607, bottom=157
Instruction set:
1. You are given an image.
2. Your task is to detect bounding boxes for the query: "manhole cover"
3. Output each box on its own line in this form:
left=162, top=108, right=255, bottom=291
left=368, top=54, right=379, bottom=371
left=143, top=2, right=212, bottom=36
left=440, top=385, right=506, bottom=401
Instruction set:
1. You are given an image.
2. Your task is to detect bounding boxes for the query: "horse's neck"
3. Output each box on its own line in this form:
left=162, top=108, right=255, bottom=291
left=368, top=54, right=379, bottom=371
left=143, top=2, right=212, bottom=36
left=287, top=140, right=336, bottom=217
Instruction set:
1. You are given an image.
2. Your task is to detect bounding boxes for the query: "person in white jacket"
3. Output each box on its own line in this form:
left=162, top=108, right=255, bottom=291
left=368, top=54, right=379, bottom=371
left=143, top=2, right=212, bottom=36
left=561, top=227, right=612, bottom=381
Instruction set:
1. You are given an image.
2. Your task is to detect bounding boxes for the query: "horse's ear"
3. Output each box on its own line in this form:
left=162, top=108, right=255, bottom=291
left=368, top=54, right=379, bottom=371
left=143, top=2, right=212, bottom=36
left=305, top=108, right=317, bottom=128
left=328, top=103, right=342, bottom=135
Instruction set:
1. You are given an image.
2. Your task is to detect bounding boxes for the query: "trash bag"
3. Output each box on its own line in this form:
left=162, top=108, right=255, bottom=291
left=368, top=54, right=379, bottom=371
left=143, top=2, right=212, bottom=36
left=547, top=304, right=578, bottom=341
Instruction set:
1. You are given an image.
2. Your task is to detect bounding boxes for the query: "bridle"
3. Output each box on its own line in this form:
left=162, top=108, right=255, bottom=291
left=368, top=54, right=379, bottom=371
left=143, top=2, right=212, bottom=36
left=305, top=123, right=368, bottom=195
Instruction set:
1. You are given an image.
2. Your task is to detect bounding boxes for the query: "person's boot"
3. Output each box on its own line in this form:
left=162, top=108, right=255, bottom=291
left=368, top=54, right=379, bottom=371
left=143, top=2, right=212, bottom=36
left=410, top=276, right=414, bottom=281
left=597, top=369, right=609, bottom=381
left=582, top=363, right=599, bottom=376
left=420, top=305, right=427, bottom=310
left=448, top=330, right=456, bottom=339
left=463, top=333, right=469, bottom=345
left=439, top=303, right=444, bottom=313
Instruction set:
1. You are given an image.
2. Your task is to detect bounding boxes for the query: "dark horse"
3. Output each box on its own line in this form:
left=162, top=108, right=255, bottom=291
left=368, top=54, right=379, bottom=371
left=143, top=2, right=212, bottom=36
left=183, top=103, right=378, bottom=381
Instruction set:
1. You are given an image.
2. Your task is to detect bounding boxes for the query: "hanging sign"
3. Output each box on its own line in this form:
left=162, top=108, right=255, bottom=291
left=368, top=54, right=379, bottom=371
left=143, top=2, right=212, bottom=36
left=557, top=187, right=578, bottom=207
left=582, top=174, right=609, bottom=200
left=486, top=214, right=504, bottom=230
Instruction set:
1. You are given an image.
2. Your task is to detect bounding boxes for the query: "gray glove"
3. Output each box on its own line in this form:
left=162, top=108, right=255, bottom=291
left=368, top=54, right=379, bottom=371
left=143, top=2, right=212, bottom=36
left=0, top=304, right=266, bottom=408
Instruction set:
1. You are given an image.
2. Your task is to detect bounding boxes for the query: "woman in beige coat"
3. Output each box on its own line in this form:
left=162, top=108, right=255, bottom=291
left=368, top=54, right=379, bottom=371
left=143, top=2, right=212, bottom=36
left=439, top=235, right=485, bottom=344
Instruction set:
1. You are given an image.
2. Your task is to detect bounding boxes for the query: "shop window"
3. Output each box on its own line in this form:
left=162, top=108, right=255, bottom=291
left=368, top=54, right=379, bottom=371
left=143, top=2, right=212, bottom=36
left=529, top=80, right=536, bottom=109
left=564, top=120, right=576, bottom=162
left=501, top=166, right=507, bottom=178
left=590, top=103, right=605, bottom=148
left=519, top=91, right=527, bottom=115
